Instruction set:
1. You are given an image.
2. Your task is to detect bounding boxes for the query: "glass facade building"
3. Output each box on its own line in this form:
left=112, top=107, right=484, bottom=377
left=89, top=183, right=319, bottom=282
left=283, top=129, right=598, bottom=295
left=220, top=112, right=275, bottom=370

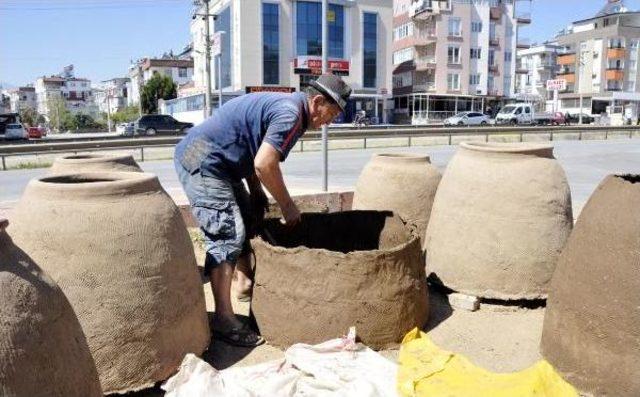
left=363, top=12, right=377, bottom=88
left=262, top=3, right=280, bottom=84
left=296, top=1, right=344, bottom=58
left=215, top=6, right=232, bottom=89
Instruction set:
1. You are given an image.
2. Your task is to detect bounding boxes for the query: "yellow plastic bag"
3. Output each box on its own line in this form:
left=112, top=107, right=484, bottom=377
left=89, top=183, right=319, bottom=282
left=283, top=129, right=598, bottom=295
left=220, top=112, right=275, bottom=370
left=398, top=328, right=577, bottom=397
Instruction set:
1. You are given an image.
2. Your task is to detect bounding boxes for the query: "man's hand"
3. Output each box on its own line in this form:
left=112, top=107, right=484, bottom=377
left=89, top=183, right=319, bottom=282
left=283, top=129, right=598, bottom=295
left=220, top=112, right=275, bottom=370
left=255, top=142, right=301, bottom=228
left=281, top=200, right=301, bottom=227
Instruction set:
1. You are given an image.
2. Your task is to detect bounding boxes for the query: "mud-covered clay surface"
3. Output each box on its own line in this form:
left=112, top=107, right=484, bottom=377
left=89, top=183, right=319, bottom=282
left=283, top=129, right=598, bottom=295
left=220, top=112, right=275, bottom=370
left=542, top=174, right=640, bottom=397
left=252, top=211, right=428, bottom=349
left=49, top=154, right=142, bottom=174
left=426, top=142, right=573, bottom=299
left=0, top=220, right=102, bottom=397
left=7, top=172, right=210, bottom=394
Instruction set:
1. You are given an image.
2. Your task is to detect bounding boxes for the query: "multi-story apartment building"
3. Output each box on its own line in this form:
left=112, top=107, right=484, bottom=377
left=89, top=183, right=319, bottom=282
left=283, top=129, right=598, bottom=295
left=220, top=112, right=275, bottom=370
left=35, top=74, right=96, bottom=120
left=94, top=77, right=130, bottom=114
left=514, top=43, right=560, bottom=110
left=127, top=57, right=194, bottom=106
left=554, top=0, right=640, bottom=121
left=392, top=0, right=531, bottom=124
left=7, top=86, right=37, bottom=112
left=172, top=0, right=393, bottom=124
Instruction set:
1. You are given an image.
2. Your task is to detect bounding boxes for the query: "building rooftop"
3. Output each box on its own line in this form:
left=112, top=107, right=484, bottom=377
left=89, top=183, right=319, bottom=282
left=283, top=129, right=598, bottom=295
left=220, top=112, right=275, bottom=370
left=141, top=58, right=194, bottom=70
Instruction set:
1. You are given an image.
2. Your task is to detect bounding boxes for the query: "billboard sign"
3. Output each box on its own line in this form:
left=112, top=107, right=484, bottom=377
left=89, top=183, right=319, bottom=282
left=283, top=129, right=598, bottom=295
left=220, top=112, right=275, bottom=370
left=546, top=79, right=567, bottom=91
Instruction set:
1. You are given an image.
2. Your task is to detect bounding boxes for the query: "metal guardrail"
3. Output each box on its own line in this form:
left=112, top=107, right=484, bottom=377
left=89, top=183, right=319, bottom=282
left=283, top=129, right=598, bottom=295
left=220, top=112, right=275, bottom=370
left=1, top=125, right=638, bottom=171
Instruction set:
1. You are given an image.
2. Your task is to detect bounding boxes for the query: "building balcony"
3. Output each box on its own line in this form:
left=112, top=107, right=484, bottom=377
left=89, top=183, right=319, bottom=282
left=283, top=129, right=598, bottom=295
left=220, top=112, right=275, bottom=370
left=414, top=30, right=437, bottom=46
left=490, top=6, right=502, bottom=20
left=487, top=88, right=500, bottom=96
left=607, top=48, right=626, bottom=59
left=556, top=72, right=576, bottom=83
left=489, top=64, right=500, bottom=75
left=410, top=0, right=437, bottom=20
left=489, top=36, right=500, bottom=47
left=414, top=82, right=436, bottom=92
left=537, top=61, right=556, bottom=70
left=606, top=69, right=625, bottom=80
left=606, top=86, right=623, bottom=92
left=557, top=53, right=576, bottom=65
left=516, top=13, right=531, bottom=24
left=516, top=38, right=531, bottom=49
left=415, top=57, right=437, bottom=71
left=516, top=67, right=528, bottom=74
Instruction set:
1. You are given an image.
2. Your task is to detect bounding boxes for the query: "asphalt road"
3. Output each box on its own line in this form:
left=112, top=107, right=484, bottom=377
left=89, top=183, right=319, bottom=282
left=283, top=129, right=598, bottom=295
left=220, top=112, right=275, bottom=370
left=1, top=139, right=639, bottom=214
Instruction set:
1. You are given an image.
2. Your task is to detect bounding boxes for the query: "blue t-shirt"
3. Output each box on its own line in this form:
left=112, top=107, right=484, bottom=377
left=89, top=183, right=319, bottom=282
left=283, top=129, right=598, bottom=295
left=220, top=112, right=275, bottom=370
left=175, top=91, right=309, bottom=181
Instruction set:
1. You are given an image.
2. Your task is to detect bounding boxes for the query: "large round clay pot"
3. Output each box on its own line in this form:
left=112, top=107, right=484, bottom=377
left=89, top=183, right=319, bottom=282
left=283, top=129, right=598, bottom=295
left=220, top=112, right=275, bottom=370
left=425, top=142, right=573, bottom=299
left=49, top=153, right=142, bottom=174
left=252, top=211, right=428, bottom=349
left=8, top=172, right=210, bottom=394
left=541, top=175, right=640, bottom=397
left=0, top=219, right=102, bottom=397
left=353, top=153, right=442, bottom=246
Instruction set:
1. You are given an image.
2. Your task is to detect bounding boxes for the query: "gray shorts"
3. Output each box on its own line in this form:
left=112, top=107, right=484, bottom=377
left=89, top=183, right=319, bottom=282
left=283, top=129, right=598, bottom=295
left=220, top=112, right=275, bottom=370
left=175, top=159, right=252, bottom=274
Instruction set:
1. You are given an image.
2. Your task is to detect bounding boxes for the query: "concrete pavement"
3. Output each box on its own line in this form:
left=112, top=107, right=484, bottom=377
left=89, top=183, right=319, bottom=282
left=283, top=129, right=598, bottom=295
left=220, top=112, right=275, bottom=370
left=1, top=139, right=639, bottom=217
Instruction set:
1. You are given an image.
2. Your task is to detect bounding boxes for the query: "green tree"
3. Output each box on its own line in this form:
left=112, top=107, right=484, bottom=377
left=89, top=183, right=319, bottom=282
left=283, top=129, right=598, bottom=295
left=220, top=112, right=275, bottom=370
left=140, top=73, right=177, bottom=114
left=19, top=106, right=38, bottom=126
left=111, top=105, right=141, bottom=123
left=47, top=96, right=73, bottom=132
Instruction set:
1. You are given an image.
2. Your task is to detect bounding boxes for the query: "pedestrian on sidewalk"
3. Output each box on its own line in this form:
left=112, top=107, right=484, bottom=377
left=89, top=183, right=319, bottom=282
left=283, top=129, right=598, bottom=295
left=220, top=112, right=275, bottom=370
left=174, top=74, right=352, bottom=347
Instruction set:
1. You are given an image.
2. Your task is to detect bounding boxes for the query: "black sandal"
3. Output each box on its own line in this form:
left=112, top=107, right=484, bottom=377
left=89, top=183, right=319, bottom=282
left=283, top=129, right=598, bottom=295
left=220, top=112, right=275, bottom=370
left=212, top=323, right=265, bottom=347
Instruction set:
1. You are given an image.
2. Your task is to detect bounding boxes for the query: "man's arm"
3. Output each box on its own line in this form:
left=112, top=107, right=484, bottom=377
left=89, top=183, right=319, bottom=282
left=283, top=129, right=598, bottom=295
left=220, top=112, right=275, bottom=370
left=254, top=142, right=300, bottom=225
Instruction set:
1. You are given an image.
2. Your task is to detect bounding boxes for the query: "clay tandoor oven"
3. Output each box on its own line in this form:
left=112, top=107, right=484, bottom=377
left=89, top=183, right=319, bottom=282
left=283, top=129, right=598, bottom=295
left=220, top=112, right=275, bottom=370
left=251, top=211, right=428, bottom=349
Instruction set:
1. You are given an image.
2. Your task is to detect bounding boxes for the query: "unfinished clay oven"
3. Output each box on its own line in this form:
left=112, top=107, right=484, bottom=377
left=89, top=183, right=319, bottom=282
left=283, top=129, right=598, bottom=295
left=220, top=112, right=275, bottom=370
left=8, top=172, right=210, bottom=394
left=353, top=153, right=441, bottom=246
left=0, top=219, right=102, bottom=397
left=541, top=175, right=640, bottom=397
left=49, top=153, right=142, bottom=174
left=425, top=142, right=573, bottom=299
left=252, top=211, right=428, bottom=349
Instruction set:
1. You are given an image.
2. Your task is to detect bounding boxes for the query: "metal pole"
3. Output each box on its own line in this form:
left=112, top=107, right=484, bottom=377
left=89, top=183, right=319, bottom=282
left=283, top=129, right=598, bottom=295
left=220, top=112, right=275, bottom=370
left=321, top=0, right=329, bottom=192
left=579, top=93, right=583, bottom=124
left=106, top=94, right=112, bottom=133
left=203, top=0, right=212, bottom=118
left=218, top=42, right=223, bottom=109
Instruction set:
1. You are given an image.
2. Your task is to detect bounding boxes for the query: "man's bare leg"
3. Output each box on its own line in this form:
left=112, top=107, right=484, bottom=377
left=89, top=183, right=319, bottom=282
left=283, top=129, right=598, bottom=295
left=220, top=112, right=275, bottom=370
left=233, top=254, right=253, bottom=301
left=210, top=260, right=263, bottom=346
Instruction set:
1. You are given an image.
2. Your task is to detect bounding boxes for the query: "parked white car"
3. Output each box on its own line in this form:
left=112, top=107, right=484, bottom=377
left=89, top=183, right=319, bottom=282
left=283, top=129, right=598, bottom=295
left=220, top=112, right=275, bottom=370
left=443, top=112, right=491, bottom=126
left=5, top=123, right=28, bottom=140
left=116, top=122, right=134, bottom=136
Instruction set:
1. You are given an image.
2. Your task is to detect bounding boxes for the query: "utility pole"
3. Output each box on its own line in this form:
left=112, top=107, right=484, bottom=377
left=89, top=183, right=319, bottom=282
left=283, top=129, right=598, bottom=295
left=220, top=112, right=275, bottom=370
left=321, top=0, right=329, bottom=192
left=194, top=0, right=216, bottom=118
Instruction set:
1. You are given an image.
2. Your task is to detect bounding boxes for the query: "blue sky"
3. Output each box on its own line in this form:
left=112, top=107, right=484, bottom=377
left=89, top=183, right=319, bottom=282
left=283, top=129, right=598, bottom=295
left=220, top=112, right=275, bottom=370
left=1, top=0, right=639, bottom=87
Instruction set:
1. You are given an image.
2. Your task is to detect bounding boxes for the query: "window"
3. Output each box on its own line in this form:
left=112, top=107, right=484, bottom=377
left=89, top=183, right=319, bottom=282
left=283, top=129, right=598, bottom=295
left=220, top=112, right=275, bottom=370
left=214, top=6, right=232, bottom=89
left=626, top=81, right=636, bottom=91
left=393, top=47, right=414, bottom=65
left=470, top=48, right=482, bottom=59
left=296, top=2, right=344, bottom=58
left=504, top=51, right=512, bottom=62
left=263, top=2, right=280, bottom=84
left=489, top=22, right=496, bottom=40
left=471, top=21, right=482, bottom=33
left=469, top=74, right=481, bottom=85
left=488, top=49, right=495, bottom=66
left=448, top=45, right=460, bottom=64
left=363, top=12, right=377, bottom=88
left=178, top=67, right=188, bottom=78
left=447, top=73, right=460, bottom=90
left=609, top=37, right=625, bottom=48
left=448, top=17, right=461, bottom=36
left=629, top=60, right=637, bottom=70
left=393, top=22, right=413, bottom=41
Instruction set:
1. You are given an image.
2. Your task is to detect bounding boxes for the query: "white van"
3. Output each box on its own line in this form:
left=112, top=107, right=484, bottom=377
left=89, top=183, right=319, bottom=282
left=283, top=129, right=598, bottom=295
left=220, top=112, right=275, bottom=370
left=495, top=104, right=534, bottom=125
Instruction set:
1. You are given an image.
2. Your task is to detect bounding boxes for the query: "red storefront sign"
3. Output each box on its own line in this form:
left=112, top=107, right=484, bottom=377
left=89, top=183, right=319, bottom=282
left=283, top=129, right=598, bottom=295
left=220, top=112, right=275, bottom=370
left=245, top=86, right=296, bottom=94
left=294, top=56, right=350, bottom=75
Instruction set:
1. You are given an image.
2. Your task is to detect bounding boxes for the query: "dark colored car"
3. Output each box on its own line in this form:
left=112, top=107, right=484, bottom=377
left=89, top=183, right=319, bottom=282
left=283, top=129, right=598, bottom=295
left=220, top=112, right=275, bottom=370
left=566, top=113, right=595, bottom=124
left=134, top=115, right=193, bottom=136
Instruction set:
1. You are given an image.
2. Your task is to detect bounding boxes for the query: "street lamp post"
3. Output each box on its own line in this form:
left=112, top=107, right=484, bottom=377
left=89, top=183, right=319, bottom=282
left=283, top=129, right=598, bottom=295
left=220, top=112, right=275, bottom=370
left=193, top=0, right=218, bottom=118
left=321, top=0, right=329, bottom=192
